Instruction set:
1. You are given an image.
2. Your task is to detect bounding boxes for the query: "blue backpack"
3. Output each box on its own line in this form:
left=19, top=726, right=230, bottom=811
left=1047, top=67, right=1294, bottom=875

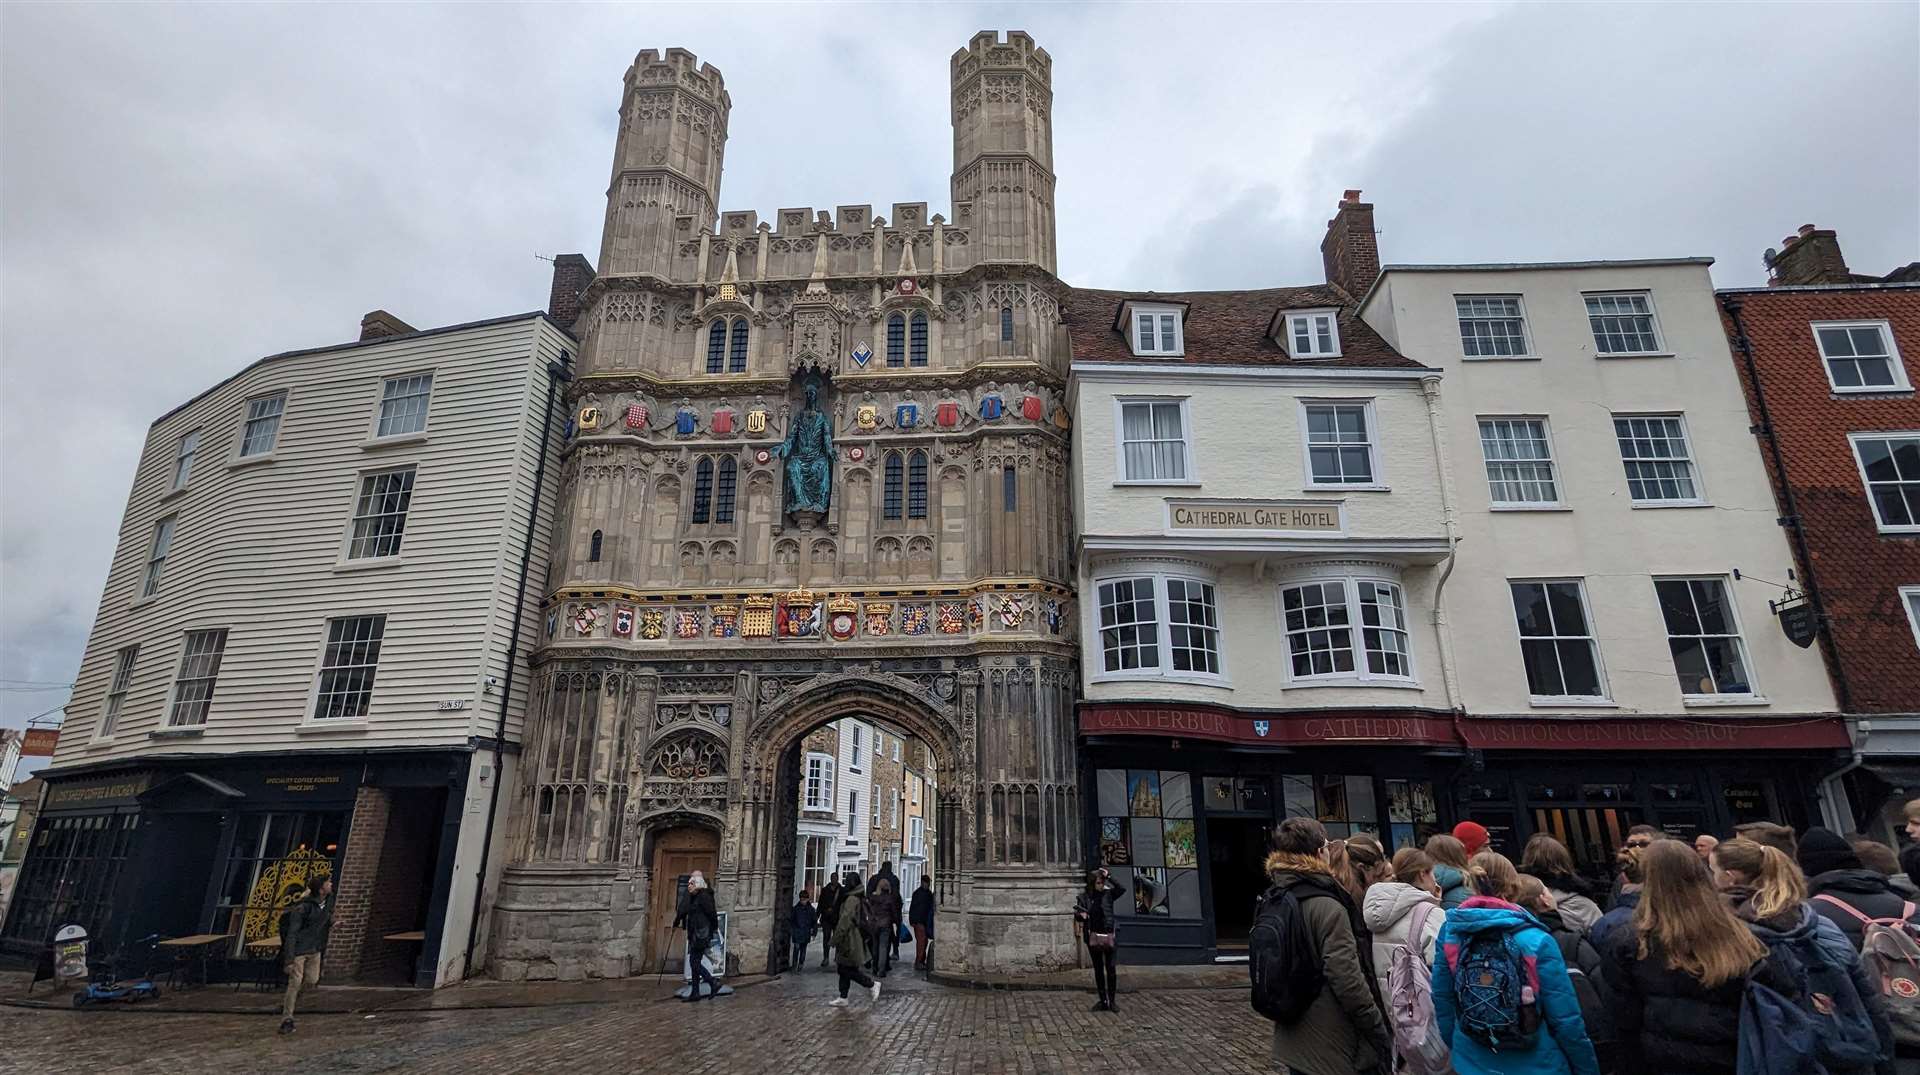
left=1453, top=925, right=1541, bottom=1050
left=1738, top=932, right=1882, bottom=1074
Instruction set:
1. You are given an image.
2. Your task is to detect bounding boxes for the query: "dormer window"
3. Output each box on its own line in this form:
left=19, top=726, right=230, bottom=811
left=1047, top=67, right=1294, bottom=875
left=1283, top=310, right=1341, bottom=358
left=1127, top=303, right=1185, bottom=357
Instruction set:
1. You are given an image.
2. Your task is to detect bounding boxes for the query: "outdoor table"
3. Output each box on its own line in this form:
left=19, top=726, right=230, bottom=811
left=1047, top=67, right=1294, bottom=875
left=156, top=934, right=230, bottom=989
left=382, top=931, right=426, bottom=942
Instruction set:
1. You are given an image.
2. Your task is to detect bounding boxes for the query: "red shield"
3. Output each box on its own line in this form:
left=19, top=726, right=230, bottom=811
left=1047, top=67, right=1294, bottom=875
left=1021, top=395, right=1043, bottom=421
left=936, top=401, right=960, bottom=428
left=624, top=404, right=648, bottom=430
left=712, top=410, right=735, bottom=434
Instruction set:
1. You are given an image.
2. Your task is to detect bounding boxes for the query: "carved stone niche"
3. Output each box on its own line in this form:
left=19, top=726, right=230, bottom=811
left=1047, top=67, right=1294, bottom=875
left=646, top=728, right=727, bottom=781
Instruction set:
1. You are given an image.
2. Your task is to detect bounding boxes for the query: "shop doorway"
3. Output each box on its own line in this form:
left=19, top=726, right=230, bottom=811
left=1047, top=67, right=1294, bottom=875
left=1207, top=817, right=1269, bottom=948
left=646, top=826, right=719, bottom=974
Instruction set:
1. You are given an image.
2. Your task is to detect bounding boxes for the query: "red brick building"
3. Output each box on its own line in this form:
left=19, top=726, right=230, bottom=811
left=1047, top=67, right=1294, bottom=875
left=1719, top=225, right=1920, bottom=841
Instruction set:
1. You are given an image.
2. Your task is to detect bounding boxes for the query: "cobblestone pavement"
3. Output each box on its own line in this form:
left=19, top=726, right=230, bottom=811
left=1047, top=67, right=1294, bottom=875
left=3, top=964, right=1277, bottom=1074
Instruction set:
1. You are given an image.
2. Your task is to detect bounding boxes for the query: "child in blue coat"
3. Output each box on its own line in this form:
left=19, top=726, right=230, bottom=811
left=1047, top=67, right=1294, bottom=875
left=1433, top=851, right=1601, bottom=1075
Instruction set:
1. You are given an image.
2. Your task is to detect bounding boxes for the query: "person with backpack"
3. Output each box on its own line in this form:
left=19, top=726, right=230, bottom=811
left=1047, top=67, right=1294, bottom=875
left=1254, top=816, right=1391, bottom=1075
left=1431, top=851, right=1600, bottom=1075
left=1073, top=867, right=1126, bottom=1012
left=1426, top=833, right=1473, bottom=911
left=1772, top=831, right=1911, bottom=1073
left=1602, top=839, right=1781, bottom=1074
left=1804, top=827, right=1916, bottom=949
left=1515, top=874, right=1614, bottom=1073
left=828, top=874, right=880, bottom=1008
left=1366, top=847, right=1449, bottom=1074
left=1521, top=833, right=1604, bottom=936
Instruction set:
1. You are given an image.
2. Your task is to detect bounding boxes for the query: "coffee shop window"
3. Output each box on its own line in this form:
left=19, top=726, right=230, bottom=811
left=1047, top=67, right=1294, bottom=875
left=214, top=811, right=344, bottom=955
left=2, top=812, right=141, bottom=943
left=1095, top=769, right=1201, bottom=919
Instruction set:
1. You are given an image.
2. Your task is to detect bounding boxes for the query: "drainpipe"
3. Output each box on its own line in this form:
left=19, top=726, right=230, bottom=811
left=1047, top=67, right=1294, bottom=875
left=1420, top=374, right=1464, bottom=712
left=463, top=345, right=571, bottom=976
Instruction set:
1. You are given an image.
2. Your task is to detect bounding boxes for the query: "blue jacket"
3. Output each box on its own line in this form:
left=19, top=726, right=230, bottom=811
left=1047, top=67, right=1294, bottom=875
left=1744, top=902, right=1895, bottom=1075
left=1436, top=864, right=1471, bottom=910
left=1587, top=887, right=1639, bottom=956
left=1433, top=897, right=1602, bottom=1075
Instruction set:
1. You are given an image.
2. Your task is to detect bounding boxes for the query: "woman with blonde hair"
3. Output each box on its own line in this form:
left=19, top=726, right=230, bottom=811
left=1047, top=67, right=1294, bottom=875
left=1329, top=833, right=1393, bottom=905
left=1364, top=846, right=1446, bottom=1007
left=1425, top=833, right=1472, bottom=910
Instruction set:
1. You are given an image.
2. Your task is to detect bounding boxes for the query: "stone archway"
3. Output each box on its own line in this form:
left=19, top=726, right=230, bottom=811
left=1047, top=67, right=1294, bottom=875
left=719, top=670, right=974, bottom=974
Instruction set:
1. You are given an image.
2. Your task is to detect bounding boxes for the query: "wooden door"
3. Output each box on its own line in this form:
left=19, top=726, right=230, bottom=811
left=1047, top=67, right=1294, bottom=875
left=646, top=826, right=719, bottom=973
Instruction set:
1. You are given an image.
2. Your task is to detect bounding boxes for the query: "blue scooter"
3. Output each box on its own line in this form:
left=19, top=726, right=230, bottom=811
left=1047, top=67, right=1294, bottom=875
left=73, top=934, right=163, bottom=1007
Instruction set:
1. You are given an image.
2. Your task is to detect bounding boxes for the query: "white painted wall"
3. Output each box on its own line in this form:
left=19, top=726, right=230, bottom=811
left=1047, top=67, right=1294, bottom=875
left=1362, top=262, right=1836, bottom=717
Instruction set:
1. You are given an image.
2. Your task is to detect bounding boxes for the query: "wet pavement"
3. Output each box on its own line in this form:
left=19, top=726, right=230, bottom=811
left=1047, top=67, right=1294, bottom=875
left=3, top=962, right=1277, bottom=1073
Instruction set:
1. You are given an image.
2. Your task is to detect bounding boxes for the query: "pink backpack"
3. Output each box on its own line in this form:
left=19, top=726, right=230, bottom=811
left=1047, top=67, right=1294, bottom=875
left=1813, top=894, right=1920, bottom=1049
left=1386, top=900, right=1451, bottom=1075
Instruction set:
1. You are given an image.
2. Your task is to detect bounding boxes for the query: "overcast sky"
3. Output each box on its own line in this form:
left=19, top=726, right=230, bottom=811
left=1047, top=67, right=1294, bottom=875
left=2, top=2, right=1916, bottom=765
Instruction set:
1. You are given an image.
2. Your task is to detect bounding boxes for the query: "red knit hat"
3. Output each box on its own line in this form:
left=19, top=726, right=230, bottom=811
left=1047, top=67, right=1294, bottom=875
left=1453, top=820, right=1490, bottom=855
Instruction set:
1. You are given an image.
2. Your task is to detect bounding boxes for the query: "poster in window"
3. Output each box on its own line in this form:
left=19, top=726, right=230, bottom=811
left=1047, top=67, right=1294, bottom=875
left=1099, top=817, right=1131, bottom=865
left=1161, top=772, right=1193, bottom=818
left=1132, top=818, right=1164, bottom=868
left=1167, top=868, right=1200, bottom=918
left=1133, top=867, right=1169, bottom=915
left=1128, top=770, right=1162, bottom=817
left=1097, top=769, right=1126, bottom=817
left=1390, top=823, right=1416, bottom=852
left=1163, top=819, right=1197, bottom=868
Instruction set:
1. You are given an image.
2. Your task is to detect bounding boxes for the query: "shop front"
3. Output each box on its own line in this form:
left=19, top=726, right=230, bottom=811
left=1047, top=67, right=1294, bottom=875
left=1832, top=716, right=1920, bottom=847
left=1, top=750, right=471, bottom=987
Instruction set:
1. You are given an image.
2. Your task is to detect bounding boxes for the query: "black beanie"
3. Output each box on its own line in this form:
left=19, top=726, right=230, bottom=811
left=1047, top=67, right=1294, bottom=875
left=1797, top=826, right=1863, bottom=877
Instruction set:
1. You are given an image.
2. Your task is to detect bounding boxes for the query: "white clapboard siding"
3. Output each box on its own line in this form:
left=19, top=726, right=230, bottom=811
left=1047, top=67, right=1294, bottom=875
left=55, top=313, right=570, bottom=769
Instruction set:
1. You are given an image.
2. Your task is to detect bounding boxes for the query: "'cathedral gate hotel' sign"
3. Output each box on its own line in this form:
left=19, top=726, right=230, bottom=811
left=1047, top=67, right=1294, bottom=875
left=1165, top=498, right=1342, bottom=533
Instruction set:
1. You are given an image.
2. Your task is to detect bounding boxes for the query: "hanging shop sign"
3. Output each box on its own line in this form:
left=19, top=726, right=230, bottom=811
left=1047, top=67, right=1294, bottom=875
left=1773, top=596, right=1818, bottom=649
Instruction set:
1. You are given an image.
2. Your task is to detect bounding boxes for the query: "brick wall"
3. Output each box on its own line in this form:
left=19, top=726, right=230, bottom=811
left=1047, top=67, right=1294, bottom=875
left=1320, top=191, right=1379, bottom=299
left=325, top=786, right=441, bottom=983
left=325, top=785, right=389, bottom=982
left=1722, top=286, right=1920, bottom=711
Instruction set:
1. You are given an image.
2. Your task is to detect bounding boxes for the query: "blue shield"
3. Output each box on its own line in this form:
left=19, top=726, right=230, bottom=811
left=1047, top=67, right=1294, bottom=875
left=1253, top=720, right=1270, bottom=738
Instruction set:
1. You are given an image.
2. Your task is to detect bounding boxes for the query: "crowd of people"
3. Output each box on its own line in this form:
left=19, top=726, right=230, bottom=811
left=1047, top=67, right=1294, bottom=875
left=1077, top=802, right=1920, bottom=1074
left=781, top=861, right=936, bottom=1008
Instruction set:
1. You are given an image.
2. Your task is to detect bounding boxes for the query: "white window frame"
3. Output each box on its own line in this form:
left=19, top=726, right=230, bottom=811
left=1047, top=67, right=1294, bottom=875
left=171, top=429, right=201, bottom=491
left=234, top=391, right=288, bottom=460
left=165, top=627, right=230, bottom=728
left=1455, top=294, right=1532, bottom=359
left=804, top=752, right=836, bottom=810
left=369, top=370, right=435, bottom=440
left=306, top=613, right=388, bottom=722
left=888, top=792, right=898, bottom=828
left=343, top=465, right=418, bottom=561
left=1902, top=586, right=1920, bottom=653
left=1814, top=320, right=1910, bottom=393
left=874, top=731, right=883, bottom=757
left=911, top=776, right=920, bottom=806
left=892, top=739, right=901, bottom=763
left=1653, top=576, right=1758, bottom=703
left=1299, top=398, right=1382, bottom=489
left=141, top=515, right=177, bottom=599
left=1114, top=396, right=1195, bottom=485
left=1090, top=568, right=1226, bottom=685
left=908, top=816, right=925, bottom=857
left=1477, top=416, right=1561, bottom=508
left=1127, top=303, right=1185, bottom=357
left=849, top=725, right=863, bottom=772
left=802, top=834, right=832, bottom=896
left=1277, top=574, right=1418, bottom=687
left=1508, top=578, right=1611, bottom=705
left=1849, top=431, right=1920, bottom=534
left=1614, top=413, right=1706, bottom=506
left=1283, top=309, right=1342, bottom=359
left=847, top=791, right=858, bottom=834
left=872, top=791, right=880, bottom=826
left=1583, top=291, right=1666, bottom=357
left=99, top=645, right=138, bottom=739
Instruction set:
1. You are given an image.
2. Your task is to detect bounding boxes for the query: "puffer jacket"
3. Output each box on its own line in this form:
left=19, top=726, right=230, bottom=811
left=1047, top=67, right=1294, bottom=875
left=1744, top=900, right=1895, bottom=1075
left=1434, top=897, right=1601, bottom=1075
left=1435, top=864, right=1471, bottom=910
left=1810, top=867, right=1917, bottom=949
left=1602, top=919, right=1779, bottom=1075
left=1523, top=868, right=1605, bottom=935
left=1266, top=853, right=1391, bottom=1075
left=1363, top=881, right=1445, bottom=1002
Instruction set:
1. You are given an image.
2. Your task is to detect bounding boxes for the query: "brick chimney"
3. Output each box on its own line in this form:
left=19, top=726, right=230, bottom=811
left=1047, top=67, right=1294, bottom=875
left=547, top=253, right=596, bottom=332
left=1321, top=190, right=1380, bottom=299
left=1768, top=224, right=1854, bottom=286
left=359, top=310, right=416, bottom=341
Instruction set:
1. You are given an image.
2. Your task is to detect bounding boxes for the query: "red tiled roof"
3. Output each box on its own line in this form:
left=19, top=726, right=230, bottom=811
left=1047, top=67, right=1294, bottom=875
left=1064, top=285, right=1425, bottom=369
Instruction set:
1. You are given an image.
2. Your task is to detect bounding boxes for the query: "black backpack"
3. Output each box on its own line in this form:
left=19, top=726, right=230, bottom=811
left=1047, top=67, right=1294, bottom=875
left=1250, top=883, right=1324, bottom=1023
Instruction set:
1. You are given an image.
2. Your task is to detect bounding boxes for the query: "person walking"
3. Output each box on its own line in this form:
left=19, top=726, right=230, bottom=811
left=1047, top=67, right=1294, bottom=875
left=909, top=875, right=935, bottom=970
left=1073, top=866, right=1126, bottom=1012
left=816, top=875, right=842, bottom=968
left=1601, top=840, right=1776, bottom=1075
left=1432, top=851, right=1600, bottom=1075
left=1426, top=833, right=1472, bottom=910
left=1364, top=848, right=1446, bottom=1004
left=1520, top=833, right=1604, bottom=935
left=829, top=875, right=880, bottom=1008
left=789, top=889, right=817, bottom=972
left=1263, top=816, right=1393, bottom=1075
left=277, top=875, right=333, bottom=1036
left=867, top=874, right=899, bottom=977
left=672, top=871, right=720, bottom=1002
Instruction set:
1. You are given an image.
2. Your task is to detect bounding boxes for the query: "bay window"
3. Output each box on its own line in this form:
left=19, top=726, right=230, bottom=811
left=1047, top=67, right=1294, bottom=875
left=1279, top=575, right=1414, bottom=684
left=1094, top=568, right=1222, bottom=680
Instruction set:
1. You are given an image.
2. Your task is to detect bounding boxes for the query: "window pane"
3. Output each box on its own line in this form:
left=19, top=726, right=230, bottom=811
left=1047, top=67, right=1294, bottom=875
left=347, top=468, right=417, bottom=559
left=1545, top=583, right=1589, bottom=635
left=1857, top=437, right=1920, bottom=528
left=1555, top=639, right=1603, bottom=696
left=240, top=395, right=286, bottom=457
left=376, top=374, right=433, bottom=437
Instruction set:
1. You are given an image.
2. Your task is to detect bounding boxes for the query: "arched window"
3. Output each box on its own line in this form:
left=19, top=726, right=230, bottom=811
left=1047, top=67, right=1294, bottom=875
left=715, top=457, right=737, bottom=523
left=692, top=457, right=714, bottom=523
left=908, top=450, right=929, bottom=519
left=706, top=321, right=727, bottom=374
left=589, top=529, right=603, bottom=562
left=727, top=318, right=749, bottom=373
left=1000, top=306, right=1014, bottom=343
left=910, top=312, right=929, bottom=367
left=883, top=452, right=904, bottom=520
left=886, top=313, right=905, bottom=368
left=1003, top=465, right=1017, bottom=512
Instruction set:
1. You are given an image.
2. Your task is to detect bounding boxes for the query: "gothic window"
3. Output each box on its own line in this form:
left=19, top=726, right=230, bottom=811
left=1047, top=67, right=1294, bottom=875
left=1001, top=306, right=1014, bottom=343
left=728, top=318, right=749, bottom=373
left=706, top=320, right=727, bottom=374
left=887, top=313, right=906, bottom=368
left=910, top=312, right=929, bottom=367
left=692, top=457, right=714, bottom=523
left=908, top=450, right=929, bottom=519
left=1003, top=465, right=1017, bottom=512
left=883, top=452, right=904, bottom=520
left=589, top=529, right=603, bottom=562
left=715, top=457, right=737, bottom=523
